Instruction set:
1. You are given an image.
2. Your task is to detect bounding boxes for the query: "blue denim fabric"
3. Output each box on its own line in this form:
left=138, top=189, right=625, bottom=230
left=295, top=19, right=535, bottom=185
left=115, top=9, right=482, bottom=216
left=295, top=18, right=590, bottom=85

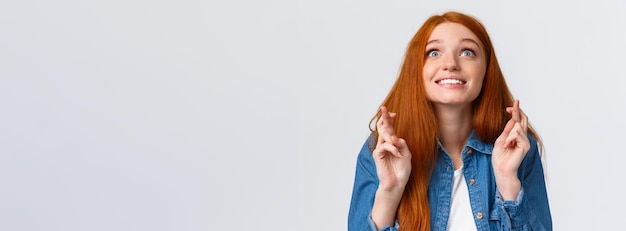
left=348, top=131, right=552, bottom=231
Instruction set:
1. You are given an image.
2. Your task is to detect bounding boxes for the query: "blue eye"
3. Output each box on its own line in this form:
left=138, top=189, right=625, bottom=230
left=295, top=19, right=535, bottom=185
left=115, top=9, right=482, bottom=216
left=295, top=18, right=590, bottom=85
left=461, top=49, right=475, bottom=56
left=427, top=50, right=440, bottom=57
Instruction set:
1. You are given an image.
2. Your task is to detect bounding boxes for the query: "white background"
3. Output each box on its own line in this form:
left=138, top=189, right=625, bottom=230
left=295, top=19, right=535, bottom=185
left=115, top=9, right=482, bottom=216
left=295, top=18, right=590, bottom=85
left=1, top=0, right=624, bottom=230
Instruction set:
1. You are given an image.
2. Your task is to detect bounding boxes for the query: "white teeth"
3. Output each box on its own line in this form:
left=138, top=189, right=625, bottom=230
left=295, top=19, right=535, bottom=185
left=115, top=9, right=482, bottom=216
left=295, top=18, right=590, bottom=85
left=438, top=79, right=465, bottom=84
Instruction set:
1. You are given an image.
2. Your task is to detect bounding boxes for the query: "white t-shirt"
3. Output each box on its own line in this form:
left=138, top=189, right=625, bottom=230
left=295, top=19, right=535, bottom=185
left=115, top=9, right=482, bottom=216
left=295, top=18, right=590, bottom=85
left=446, top=166, right=478, bottom=231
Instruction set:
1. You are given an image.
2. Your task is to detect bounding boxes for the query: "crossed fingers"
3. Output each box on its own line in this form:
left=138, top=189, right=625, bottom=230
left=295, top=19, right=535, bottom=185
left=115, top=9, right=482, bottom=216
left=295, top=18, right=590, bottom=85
left=502, top=100, right=529, bottom=148
left=376, top=106, right=400, bottom=156
left=506, top=100, right=528, bottom=132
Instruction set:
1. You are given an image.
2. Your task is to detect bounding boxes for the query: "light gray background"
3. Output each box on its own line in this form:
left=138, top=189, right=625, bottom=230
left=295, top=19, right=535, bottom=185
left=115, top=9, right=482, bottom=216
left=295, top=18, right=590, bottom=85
left=1, top=0, right=624, bottom=230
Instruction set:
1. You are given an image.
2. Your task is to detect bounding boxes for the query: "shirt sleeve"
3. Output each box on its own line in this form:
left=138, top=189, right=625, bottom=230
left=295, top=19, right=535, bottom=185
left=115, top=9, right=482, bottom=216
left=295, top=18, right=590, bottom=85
left=368, top=216, right=399, bottom=231
left=348, top=137, right=400, bottom=231
left=490, top=136, right=553, bottom=231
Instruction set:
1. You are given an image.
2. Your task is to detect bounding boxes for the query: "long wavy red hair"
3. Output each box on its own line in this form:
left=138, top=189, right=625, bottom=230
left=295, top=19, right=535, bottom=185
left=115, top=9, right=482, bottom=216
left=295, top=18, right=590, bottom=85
left=369, top=11, right=541, bottom=231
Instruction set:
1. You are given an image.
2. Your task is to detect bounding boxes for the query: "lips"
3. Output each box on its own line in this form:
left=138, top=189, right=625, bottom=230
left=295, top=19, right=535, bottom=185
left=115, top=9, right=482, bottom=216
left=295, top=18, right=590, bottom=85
left=435, top=78, right=466, bottom=85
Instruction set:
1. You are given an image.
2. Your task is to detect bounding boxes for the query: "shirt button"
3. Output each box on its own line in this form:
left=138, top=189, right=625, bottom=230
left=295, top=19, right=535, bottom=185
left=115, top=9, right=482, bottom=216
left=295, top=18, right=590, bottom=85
left=476, top=212, right=483, bottom=219
left=469, top=179, right=476, bottom=185
left=467, top=149, right=473, bottom=154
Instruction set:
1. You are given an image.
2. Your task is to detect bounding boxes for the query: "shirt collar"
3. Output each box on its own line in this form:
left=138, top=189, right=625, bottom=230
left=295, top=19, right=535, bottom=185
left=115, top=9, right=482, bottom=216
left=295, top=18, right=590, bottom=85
left=465, top=130, right=494, bottom=155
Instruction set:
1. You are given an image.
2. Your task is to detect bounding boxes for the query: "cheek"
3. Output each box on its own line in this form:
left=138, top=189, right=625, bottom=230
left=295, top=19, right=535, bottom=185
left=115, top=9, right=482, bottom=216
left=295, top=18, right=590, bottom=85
left=472, top=63, right=487, bottom=84
left=422, top=64, right=436, bottom=82
left=472, top=72, right=486, bottom=95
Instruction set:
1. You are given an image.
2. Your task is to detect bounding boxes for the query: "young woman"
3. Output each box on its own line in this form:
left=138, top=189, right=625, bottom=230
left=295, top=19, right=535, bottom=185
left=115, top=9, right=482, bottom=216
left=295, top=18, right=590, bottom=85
left=348, top=11, right=552, bottom=231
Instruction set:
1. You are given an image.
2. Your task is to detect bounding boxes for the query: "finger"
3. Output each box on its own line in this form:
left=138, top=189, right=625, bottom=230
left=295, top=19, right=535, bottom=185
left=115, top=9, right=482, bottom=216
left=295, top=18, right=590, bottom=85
left=381, top=107, right=397, bottom=137
left=380, top=106, right=390, bottom=122
left=512, top=100, right=520, bottom=122
left=517, top=127, right=531, bottom=151
left=377, top=106, right=397, bottom=145
left=387, top=112, right=398, bottom=143
left=503, top=122, right=524, bottom=148
left=375, top=142, right=402, bottom=158
left=395, top=138, right=412, bottom=159
left=519, top=108, right=528, bottom=133
left=507, top=101, right=529, bottom=133
left=376, top=116, right=385, bottom=146
left=376, top=106, right=389, bottom=143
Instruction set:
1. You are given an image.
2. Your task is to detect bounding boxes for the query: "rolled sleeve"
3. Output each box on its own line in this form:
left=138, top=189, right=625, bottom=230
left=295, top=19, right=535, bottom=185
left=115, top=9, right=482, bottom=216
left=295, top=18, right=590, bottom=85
left=492, top=188, right=530, bottom=229
left=368, top=216, right=399, bottom=231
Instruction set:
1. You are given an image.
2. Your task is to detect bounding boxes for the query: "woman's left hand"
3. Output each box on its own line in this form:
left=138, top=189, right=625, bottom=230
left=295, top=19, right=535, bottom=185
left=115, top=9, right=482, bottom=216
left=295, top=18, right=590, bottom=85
left=492, top=100, right=530, bottom=199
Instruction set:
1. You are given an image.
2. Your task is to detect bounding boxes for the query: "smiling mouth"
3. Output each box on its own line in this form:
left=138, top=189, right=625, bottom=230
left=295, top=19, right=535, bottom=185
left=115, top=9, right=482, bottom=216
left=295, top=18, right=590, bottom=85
left=436, top=79, right=466, bottom=85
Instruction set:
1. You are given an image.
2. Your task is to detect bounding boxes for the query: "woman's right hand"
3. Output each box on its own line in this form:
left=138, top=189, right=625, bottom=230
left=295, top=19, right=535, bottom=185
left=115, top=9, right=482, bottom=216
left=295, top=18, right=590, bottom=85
left=373, top=106, right=412, bottom=193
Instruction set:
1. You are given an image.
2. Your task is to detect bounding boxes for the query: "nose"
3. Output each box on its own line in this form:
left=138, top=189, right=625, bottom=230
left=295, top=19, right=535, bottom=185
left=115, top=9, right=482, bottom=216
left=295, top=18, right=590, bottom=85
left=442, top=54, right=459, bottom=71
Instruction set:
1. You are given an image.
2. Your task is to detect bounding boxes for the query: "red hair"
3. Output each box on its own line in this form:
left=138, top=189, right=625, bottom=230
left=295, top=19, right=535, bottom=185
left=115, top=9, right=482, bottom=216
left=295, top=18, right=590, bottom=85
left=369, top=11, right=541, bottom=231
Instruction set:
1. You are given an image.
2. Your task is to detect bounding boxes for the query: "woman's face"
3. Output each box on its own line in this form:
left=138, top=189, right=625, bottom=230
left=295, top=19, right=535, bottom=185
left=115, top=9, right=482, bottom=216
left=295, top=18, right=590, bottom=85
left=423, top=22, right=487, bottom=106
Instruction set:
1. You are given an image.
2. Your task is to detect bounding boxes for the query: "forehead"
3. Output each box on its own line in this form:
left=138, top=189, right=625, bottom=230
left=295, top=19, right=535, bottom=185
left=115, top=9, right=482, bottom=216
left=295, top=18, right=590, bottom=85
left=427, top=22, right=480, bottom=43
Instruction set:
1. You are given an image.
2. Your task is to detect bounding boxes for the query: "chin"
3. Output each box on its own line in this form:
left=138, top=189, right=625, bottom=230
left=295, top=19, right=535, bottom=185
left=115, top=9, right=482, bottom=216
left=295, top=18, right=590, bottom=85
left=429, top=98, right=475, bottom=106
left=433, top=101, right=470, bottom=106
left=428, top=94, right=480, bottom=106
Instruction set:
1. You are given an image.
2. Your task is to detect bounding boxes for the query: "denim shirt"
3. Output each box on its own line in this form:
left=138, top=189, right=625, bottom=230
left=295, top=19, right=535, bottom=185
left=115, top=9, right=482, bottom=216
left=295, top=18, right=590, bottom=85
left=348, top=131, right=552, bottom=231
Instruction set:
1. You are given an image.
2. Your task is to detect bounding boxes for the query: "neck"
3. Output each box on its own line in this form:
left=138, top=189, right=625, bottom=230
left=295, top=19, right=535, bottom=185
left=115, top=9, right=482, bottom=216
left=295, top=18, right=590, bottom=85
left=433, top=103, right=473, bottom=158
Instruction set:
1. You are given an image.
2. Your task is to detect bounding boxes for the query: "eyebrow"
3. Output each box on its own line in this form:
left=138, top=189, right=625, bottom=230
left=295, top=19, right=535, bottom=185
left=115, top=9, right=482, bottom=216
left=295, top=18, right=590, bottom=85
left=461, top=38, right=481, bottom=49
left=426, top=39, right=441, bottom=45
left=426, top=38, right=481, bottom=49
